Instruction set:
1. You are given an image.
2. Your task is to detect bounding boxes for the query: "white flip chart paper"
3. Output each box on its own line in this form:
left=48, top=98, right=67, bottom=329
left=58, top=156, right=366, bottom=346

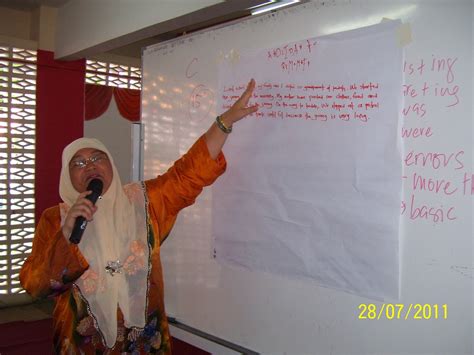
left=213, top=21, right=403, bottom=299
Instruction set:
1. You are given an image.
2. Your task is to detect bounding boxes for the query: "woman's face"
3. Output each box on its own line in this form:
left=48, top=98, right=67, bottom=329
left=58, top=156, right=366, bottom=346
left=68, top=148, right=113, bottom=194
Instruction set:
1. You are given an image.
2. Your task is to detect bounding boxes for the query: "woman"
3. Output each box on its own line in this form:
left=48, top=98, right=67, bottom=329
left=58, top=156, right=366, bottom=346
left=20, top=80, right=258, bottom=354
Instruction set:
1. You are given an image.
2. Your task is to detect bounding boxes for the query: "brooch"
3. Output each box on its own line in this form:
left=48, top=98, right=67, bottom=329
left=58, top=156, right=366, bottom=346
left=105, top=260, right=123, bottom=276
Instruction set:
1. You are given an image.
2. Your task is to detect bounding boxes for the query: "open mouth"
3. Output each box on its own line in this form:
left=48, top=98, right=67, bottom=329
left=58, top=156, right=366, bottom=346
left=86, top=174, right=102, bottom=184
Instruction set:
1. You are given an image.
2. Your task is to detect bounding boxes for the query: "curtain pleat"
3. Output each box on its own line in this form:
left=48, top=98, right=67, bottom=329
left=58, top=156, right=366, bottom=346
left=85, top=84, right=140, bottom=122
left=113, top=87, right=140, bottom=122
left=85, top=84, right=114, bottom=120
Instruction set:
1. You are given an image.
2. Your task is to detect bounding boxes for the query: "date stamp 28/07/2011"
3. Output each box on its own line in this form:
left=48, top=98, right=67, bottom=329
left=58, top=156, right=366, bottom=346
left=358, top=303, right=448, bottom=320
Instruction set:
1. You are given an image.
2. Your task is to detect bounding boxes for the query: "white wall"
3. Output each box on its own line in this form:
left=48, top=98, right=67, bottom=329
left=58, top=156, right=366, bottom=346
left=84, top=98, right=134, bottom=184
left=31, top=6, right=58, bottom=52
left=0, top=6, right=32, bottom=41
left=0, top=5, right=57, bottom=51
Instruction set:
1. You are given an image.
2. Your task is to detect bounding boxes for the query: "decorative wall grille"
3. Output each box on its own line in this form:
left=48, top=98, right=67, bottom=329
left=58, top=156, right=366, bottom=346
left=0, top=46, right=36, bottom=295
left=86, top=60, right=141, bottom=90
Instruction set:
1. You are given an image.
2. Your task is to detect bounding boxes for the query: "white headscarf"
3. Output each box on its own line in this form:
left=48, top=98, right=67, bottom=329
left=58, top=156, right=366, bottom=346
left=59, top=137, right=149, bottom=348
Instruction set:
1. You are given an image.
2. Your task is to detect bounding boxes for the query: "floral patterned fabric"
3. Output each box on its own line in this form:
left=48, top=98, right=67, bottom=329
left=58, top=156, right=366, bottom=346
left=20, top=136, right=226, bottom=354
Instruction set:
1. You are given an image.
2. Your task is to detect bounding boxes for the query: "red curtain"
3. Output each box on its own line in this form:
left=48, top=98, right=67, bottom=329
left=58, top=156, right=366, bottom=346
left=85, top=84, right=140, bottom=122
left=114, top=87, right=140, bottom=121
left=85, top=84, right=113, bottom=120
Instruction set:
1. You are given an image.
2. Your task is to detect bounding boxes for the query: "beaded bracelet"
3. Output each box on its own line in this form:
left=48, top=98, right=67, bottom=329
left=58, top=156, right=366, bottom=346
left=216, top=115, right=232, bottom=134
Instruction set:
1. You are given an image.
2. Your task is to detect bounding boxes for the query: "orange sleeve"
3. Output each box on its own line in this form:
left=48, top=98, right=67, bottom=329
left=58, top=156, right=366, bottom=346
left=145, top=135, right=226, bottom=244
left=20, top=206, right=89, bottom=299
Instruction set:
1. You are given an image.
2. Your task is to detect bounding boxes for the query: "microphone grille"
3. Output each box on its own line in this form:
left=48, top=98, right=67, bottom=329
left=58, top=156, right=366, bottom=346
left=87, top=178, right=103, bottom=194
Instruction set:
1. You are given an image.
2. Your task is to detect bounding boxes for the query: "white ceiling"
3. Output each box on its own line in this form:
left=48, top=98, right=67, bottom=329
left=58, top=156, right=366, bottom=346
left=0, top=0, right=70, bottom=11
left=0, top=0, right=301, bottom=59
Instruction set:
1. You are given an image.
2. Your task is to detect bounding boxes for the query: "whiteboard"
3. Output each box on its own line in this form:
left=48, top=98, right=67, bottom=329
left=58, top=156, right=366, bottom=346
left=142, top=1, right=473, bottom=354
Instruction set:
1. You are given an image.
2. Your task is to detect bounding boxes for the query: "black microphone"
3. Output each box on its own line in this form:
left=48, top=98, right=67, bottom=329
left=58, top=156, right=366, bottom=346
left=69, top=178, right=103, bottom=244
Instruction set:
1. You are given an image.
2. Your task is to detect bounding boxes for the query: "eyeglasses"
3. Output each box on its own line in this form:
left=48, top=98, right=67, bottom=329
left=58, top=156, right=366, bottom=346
left=70, top=153, right=108, bottom=169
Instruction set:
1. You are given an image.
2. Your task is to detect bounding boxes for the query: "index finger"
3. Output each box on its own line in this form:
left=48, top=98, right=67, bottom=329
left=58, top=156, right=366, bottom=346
left=78, top=190, right=93, bottom=199
left=77, top=190, right=92, bottom=200
left=75, top=191, right=95, bottom=207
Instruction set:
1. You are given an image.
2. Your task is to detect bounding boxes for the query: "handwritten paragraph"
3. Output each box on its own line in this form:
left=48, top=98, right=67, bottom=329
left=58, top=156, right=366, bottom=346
left=221, top=81, right=381, bottom=123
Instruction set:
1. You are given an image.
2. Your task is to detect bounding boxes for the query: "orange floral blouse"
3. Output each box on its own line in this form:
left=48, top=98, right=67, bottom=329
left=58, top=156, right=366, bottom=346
left=20, top=136, right=226, bottom=354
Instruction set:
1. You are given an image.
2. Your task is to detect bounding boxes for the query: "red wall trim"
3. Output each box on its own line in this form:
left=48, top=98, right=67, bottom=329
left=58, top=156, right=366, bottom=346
left=35, top=50, right=85, bottom=223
